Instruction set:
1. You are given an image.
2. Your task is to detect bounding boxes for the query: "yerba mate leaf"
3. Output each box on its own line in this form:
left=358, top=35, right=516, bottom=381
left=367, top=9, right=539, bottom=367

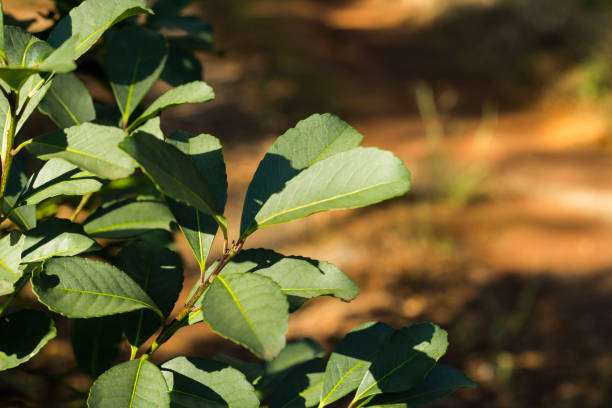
left=21, top=218, right=98, bottom=263
left=160, top=44, right=202, bottom=87
left=32, top=257, right=162, bottom=318
left=201, top=273, right=288, bottom=360
left=84, top=197, right=173, bottom=238
left=87, top=359, right=170, bottom=408
left=71, top=316, right=123, bottom=377
left=161, top=356, right=259, bottom=408
left=27, top=123, right=137, bottom=179
left=249, top=148, right=410, bottom=235
left=115, top=242, right=183, bottom=347
left=38, top=73, right=95, bottom=128
left=0, top=231, right=25, bottom=296
left=319, top=322, right=395, bottom=407
left=48, top=0, right=152, bottom=59
left=0, top=310, right=56, bottom=371
left=106, top=26, right=167, bottom=126
left=270, top=359, right=326, bottom=408
left=353, top=323, right=448, bottom=402
left=22, top=159, right=104, bottom=205
left=360, top=365, right=475, bottom=408
left=165, top=131, right=227, bottom=269
left=119, top=132, right=226, bottom=232
left=127, top=81, right=214, bottom=131
left=241, top=113, right=363, bottom=236
left=132, top=116, right=164, bottom=139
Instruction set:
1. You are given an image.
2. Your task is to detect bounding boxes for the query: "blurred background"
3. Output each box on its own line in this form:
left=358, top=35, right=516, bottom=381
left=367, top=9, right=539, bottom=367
left=5, top=0, right=612, bottom=407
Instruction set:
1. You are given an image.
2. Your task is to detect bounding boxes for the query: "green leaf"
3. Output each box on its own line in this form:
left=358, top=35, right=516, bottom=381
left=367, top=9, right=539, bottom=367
left=115, top=242, right=183, bottom=347
left=353, top=323, right=449, bottom=402
left=127, top=81, right=214, bottom=131
left=84, top=197, right=173, bottom=238
left=38, top=73, right=96, bottom=128
left=133, top=116, right=164, bottom=139
left=71, top=316, right=123, bottom=377
left=22, top=159, right=104, bottom=205
left=119, top=132, right=226, bottom=231
left=87, top=359, right=170, bottom=408
left=21, top=218, right=98, bottom=263
left=201, top=273, right=288, bottom=360
left=248, top=147, right=410, bottom=235
left=0, top=309, right=56, bottom=371
left=0, top=0, right=5, bottom=64
left=258, top=339, right=326, bottom=395
left=270, top=360, right=326, bottom=408
left=194, top=249, right=358, bottom=312
left=26, top=122, right=137, bottom=179
left=160, top=45, right=202, bottom=87
left=106, top=26, right=168, bottom=126
left=360, top=365, right=475, bottom=408
left=161, top=356, right=259, bottom=408
left=32, top=256, right=162, bottom=318
left=319, top=322, right=395, bottom=407
left=0, top=231, right=25, bottom=296
left=243, top=249, right=359, bottom=310
left=48, top=0, right=152, bottom=60
left=241, top=113, right=363, bottom=236
left=15, top=74, right=53, bottom=134
left=2, top=156, right=36, bottom=231
left=212, top=354, right=264, bottom=384
left=0, top=27, right=53, bottom=89
left=165, top=131, right=227, bottom=270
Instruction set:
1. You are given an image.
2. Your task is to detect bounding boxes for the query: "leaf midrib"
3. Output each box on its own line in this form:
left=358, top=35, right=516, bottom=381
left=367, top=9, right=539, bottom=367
left=52, top=286, right=156, bottom=311
left=257, top=179, right=401, bottom=226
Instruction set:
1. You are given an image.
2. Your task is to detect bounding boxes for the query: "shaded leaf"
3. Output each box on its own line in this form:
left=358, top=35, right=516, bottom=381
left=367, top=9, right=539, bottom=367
left=32, top=256, right=162, bottom=318
left=88, top=359, right=170, bottom=408
left=38, top=73, right=95, bottom=128
left=48, top=0, right=152, bottom=59
left=248, top=148, right=411, bottom=235
left=72, top=316, right=123, bottom=377
left=201, top=273, right=288, bottom=360
left=115, top=242, right=183, bottom=347
left=16, top=74, right=53, bottom=133
left=27, top=122, right=137, bottom=179
left=212, top=354, right=264, bottom=384
left=354, top=323, right=449, bottom=401
left=160, top=44, right=202, bottom=87
left=0, top=27, right=53, bottom=89
left=161, top=356, right=259, bottom=408
left=165, top=131, right=227, bottom=269
left=360, top=365, right=475, bottom=408
left=21, top=218, right=98, bottom=263
left=22, top=158, right=104, bottom=205
left=0, top=309, right=56, bottom=371
left=0, top=0, right=5, bottom=63
left=319, top=322, right=395, bottom=407
left=241, top=113, right=363, bottom=236
left=0, top=231, right=25, bottom=296
left=84, top=197, right=173, bottom=238
left=2, top=156, right=36, bottom=231
left=270, top=359, right=326, bottom=408
left=127, top=81, right=214, bottom=131
left=119, top=132, right=225, bottom=231
left=106, top=26, right=168, bottom=126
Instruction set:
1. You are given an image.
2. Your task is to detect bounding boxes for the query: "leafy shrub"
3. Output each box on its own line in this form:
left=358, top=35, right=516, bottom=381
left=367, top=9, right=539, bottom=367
left=0, top=0, right=474, bottom=407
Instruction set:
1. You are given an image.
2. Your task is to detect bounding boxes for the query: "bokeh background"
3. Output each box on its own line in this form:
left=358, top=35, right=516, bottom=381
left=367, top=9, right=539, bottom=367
left=4, top=0, right=612, bottom=407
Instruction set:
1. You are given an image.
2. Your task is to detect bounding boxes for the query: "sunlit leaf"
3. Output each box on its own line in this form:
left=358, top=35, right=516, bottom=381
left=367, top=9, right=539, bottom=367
left=0, top=231, right=25, bottom=296
left=38, top=73, right=95, bottom=128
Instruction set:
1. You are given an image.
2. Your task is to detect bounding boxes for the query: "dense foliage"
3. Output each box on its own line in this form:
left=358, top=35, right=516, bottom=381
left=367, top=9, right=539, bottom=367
left=0, top=0, right=474, bottom=406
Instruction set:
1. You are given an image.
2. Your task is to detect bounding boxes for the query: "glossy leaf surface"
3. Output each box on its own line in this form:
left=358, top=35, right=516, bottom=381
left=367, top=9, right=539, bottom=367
left=201, top=273, right=288, bottom=360
left=32, top=257, right=162, bottom=318
left=27, top=123, right=137, bottom=179
left=88, top=359, right=170, bottom=408
left=84, top=197, right=173, bottom=238
left=165, top=131, right=227, bottom=269
left=161, top=356, right=259, bottom=408
left=0, top=231, right=25, bottom=296
left=38, top=73, right=95, bottom=128
left=241, top=113, right=363, bottom=235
